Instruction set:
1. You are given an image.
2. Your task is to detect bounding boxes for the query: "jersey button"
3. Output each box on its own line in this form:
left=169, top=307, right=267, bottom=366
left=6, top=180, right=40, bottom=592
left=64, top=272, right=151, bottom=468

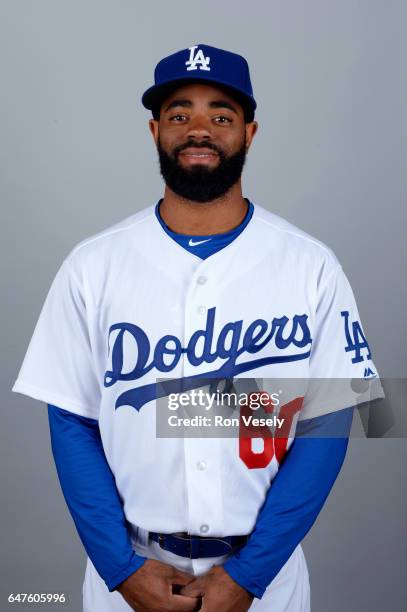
left=200, top=524, right=209, bottom=534
left=196, top=461, right=207, bottom=471
left=197, top=275, right=207, bottom=285
left=198, top=305, right=207, bottom=315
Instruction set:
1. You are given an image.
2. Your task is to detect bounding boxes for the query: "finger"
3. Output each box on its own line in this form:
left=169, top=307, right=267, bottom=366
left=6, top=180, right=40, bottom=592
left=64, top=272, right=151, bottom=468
left=179, top=579, right=205, bottom=597
left=200, top=591, right=220, bottom=612
left=170, top=593, right=201, bottom=611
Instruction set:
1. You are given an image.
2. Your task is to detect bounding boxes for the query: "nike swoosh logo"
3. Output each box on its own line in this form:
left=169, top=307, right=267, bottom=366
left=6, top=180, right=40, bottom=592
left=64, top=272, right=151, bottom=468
left=188, top=238, right=212, bottom=246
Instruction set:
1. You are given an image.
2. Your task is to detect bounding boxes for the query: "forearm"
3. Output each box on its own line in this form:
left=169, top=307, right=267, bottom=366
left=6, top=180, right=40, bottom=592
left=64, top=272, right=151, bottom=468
left=47, top=404, right=147, bottom=591
left=223, top=407, right=354, bottom=599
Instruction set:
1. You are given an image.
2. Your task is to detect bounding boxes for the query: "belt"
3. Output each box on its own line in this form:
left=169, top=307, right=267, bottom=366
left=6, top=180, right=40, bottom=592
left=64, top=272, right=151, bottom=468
left=149, top=531, right=249, bottom=559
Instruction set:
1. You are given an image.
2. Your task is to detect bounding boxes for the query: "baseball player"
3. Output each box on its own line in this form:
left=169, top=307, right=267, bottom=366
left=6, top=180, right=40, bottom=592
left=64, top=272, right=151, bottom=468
left=12, top=44, right=384, bottom=612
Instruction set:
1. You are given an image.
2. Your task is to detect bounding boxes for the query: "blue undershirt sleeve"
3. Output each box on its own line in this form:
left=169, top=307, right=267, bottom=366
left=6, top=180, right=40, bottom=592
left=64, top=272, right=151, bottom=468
left=47, top=404, right=147, bottom=592
left=223, top=406, right=354, bottom=600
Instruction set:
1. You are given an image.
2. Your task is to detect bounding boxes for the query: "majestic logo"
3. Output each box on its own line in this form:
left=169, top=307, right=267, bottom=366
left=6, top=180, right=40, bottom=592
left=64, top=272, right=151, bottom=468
left=185, top=45, right=211, bottom=72
left=364, top=367, right=376, bottom=379
left=188, top=238, right=212, bottom=246
left=104, top=307, right=312, bottom=411
left=341, top=310, right=371, bottom=363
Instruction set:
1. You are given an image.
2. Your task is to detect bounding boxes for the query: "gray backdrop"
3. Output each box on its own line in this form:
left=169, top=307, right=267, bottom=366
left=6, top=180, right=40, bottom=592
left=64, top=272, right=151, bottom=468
left=2, top=1, right=406, bottom=610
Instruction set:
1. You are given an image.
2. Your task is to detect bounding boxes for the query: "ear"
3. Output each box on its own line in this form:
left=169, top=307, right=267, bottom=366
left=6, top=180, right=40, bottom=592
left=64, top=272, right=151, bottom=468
left=245, top=121, right=258, bottom=150
left=149, top=118, right=159, bottom=144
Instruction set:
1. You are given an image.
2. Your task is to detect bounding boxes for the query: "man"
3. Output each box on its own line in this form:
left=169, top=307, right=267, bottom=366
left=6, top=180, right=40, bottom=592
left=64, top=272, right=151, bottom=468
left=12, top=44, right=384, bottom=611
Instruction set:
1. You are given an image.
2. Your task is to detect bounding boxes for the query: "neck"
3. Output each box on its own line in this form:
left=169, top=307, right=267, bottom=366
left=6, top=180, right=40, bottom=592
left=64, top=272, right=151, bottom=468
left=159, top=182, right=248, bottom=235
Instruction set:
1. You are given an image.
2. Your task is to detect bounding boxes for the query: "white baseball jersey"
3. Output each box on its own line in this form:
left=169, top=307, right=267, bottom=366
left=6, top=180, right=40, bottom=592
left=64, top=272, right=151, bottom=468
left=12, top=201, right=384, bottom=609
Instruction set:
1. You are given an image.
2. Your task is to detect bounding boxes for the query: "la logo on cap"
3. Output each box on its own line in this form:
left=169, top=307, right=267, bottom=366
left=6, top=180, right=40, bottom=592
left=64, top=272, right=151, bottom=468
left=185, top=45, right=211, bottom=72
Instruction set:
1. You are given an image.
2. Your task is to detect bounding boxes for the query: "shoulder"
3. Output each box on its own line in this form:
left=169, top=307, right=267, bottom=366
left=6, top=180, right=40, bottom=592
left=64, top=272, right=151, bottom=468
left=252, top=202, right=342, bottom=286
left=62, top=203, right=157, bottom=277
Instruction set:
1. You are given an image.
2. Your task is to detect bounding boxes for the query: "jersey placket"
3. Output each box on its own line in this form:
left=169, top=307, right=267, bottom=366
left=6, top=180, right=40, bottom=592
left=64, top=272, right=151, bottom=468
left=181, top=257, right=226, bottom=539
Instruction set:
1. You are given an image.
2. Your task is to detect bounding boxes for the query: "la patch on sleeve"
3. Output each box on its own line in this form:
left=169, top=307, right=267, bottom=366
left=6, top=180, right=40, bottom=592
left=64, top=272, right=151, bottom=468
left=341, top=310, right=376, bottom=378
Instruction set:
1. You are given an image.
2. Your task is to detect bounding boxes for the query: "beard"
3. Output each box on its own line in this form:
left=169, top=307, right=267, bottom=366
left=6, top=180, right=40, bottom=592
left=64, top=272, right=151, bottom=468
left=156, top=135, right=247, bottom=203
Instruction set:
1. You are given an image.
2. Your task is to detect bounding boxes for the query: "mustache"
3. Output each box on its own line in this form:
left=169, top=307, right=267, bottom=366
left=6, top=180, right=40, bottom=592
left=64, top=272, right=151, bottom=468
left=173, top=141, right=223, bottom=156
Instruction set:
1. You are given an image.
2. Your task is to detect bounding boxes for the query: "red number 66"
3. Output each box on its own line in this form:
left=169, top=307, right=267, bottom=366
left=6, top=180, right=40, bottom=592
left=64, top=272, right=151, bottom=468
left=239, top=394, right=304, bottom=469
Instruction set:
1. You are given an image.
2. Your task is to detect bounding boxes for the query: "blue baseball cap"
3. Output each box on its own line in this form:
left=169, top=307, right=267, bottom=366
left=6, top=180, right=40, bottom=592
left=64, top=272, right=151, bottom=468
left=141, top=44, right=257, bottom=122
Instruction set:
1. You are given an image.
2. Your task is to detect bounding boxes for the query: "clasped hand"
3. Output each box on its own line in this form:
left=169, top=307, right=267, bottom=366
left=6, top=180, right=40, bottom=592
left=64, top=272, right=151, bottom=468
left=117, top=559, right=253, bottom=611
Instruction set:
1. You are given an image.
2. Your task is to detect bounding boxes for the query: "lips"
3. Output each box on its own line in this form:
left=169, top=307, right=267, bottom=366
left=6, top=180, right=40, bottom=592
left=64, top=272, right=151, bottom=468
left=179, top=147, right=218, bottom=158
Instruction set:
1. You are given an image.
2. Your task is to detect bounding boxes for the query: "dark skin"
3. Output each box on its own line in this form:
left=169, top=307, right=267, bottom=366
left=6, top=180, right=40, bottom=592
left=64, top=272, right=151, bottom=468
left=116, top=558, right=199, bottom=611
left=117, top=82, right=257, bottom=611
left=117, top=559, right=253, bottom=612
left=178, top=565, right=254, bottom=612
left=149, top=82, right=258, bottom=235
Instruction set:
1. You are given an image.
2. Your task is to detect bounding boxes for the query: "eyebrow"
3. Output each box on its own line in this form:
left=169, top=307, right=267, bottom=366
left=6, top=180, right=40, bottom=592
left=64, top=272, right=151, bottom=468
left=163, top=98, right=238, bottom=114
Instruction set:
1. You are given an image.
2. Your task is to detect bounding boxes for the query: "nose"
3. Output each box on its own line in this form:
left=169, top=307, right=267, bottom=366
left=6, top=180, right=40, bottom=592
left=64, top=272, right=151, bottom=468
left=185, top=114, right=213, bottom=140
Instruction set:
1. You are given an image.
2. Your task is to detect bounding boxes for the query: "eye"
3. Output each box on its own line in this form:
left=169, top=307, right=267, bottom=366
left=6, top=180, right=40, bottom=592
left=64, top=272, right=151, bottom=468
left=170, top=114, right=188, bottom=122
left=214, top=116, right=232, bottom=124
